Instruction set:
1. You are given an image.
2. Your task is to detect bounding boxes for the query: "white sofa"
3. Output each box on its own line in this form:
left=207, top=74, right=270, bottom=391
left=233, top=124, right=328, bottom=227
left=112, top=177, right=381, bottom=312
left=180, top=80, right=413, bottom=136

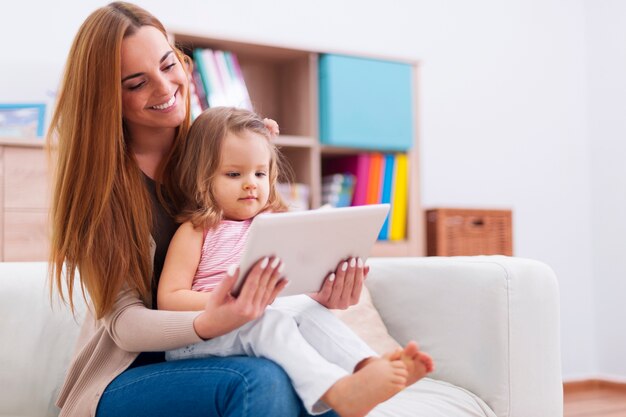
left=0, top=256, right=563, bottom=417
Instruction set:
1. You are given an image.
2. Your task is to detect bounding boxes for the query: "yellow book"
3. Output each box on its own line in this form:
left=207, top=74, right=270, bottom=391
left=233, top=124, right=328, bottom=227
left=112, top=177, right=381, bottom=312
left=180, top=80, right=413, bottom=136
left=390, top=154, right=408, bottom=241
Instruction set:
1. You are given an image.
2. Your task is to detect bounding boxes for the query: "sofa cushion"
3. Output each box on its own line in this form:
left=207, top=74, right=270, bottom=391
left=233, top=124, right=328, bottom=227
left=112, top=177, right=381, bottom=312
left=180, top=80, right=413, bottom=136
left=370, top=377, right=496, bottom=417
left=332, top=285, right=401, bottom=355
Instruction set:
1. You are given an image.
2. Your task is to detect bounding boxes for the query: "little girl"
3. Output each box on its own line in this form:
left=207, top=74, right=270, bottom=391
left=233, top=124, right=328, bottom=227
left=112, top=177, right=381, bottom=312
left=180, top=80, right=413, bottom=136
left=157, top=107, right=433, bottom=417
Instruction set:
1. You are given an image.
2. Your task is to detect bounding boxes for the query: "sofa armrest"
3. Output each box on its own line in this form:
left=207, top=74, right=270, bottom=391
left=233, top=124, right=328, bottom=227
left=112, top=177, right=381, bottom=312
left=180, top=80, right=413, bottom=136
left=0, top=262, right=86, bottom=417
left=366, top=256, right=563, bottom=417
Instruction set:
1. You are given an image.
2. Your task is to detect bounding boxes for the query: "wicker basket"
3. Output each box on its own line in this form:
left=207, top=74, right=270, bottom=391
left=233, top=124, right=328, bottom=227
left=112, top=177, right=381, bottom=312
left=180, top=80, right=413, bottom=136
left=426, top=208, right=513, bottom=256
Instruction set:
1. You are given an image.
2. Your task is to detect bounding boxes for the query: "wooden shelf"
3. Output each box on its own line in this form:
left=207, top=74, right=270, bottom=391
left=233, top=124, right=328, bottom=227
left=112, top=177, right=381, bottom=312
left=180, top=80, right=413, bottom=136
left=274, top=135, right=317, bottom=149
left=0, top=137, right=45, bottom=147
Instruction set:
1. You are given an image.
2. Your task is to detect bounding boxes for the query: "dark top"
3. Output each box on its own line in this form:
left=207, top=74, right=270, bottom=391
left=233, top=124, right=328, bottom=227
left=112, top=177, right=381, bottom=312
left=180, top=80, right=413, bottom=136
left=143, top=174, right=179, bottom=309
left=133, top=174, right=180, bottom=367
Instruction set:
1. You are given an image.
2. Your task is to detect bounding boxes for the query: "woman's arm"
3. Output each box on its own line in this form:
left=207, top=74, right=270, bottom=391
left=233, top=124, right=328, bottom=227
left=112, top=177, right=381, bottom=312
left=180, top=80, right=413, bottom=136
left=104, top=256, right=287, bottom=351
left=104, top=288, right=203, bottom=352
left=157, top=221, right=211, bottom=311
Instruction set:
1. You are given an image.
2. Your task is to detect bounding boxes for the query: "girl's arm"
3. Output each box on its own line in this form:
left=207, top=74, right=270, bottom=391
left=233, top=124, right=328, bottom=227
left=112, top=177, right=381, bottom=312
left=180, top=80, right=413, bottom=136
left=158, top=221, right=288, bottom=339
left=157, top=221, right=212, bottom=311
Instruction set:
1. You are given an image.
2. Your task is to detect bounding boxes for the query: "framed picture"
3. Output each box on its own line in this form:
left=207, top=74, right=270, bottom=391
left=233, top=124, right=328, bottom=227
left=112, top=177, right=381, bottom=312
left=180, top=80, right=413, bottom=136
left=0, top=103, right=46, bottom=138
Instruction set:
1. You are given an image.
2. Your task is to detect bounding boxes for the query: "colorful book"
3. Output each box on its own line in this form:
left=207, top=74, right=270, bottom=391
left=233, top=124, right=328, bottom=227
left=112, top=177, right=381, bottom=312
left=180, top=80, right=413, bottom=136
left=390, top=153, right=408, bottom=241
left=378, top=154, right=395, bottom=240
left=202, top=49, right=226, bottom=106
left=366, top=153, right=384, bottom=205
left=322, top=154, right=370, bottom=206
left=322, top=173, right=355, bottom=208
left=226, top=51, right=253, bottom=110
left=188, top=71, right=204, bottom=120
left=213, top=50, right=236, bottom=106
left=191, top=69, right=208, bottom=110
left=192, top=49, right=212, bottom=105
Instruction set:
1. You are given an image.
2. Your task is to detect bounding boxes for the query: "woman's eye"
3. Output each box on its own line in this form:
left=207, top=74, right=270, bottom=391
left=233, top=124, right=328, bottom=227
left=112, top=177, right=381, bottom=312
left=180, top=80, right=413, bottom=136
left=127, top=82, right=145, bottom=91
left=163, top=62, right=176, bottom=71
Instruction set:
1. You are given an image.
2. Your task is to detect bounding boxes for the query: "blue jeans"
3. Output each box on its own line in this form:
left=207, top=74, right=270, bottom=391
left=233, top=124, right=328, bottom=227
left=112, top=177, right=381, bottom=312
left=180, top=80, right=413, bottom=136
left=96, top=355, right=339, bottom=417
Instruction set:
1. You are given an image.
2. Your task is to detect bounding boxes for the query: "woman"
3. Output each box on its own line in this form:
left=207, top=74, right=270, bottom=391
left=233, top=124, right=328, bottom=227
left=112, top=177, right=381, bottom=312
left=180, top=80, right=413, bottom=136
left=48, top=3, right=366, bottom=416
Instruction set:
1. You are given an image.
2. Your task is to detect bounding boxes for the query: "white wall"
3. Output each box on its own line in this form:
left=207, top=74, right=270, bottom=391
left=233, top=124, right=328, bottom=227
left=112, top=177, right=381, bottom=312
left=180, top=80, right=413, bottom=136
left=585, top=0, right=626, bottom=381
left=1, top=0, right=611, bottom=380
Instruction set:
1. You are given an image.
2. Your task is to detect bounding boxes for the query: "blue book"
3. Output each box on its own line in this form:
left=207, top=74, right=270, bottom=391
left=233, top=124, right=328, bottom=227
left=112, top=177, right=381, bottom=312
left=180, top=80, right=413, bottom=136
left=378, top=154, right=395, bottom=240
left=193, top=49, right=212, bottom=105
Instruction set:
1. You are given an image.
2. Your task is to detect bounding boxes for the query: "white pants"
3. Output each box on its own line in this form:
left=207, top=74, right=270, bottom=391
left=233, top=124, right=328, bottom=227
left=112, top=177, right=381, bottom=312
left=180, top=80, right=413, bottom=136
left=166, top=295, right=376, bottom=414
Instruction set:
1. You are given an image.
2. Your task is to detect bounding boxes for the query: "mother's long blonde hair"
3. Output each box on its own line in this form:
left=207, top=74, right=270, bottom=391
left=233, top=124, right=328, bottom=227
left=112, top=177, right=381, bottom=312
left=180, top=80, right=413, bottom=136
left=48, top=2, right=191, bottom=318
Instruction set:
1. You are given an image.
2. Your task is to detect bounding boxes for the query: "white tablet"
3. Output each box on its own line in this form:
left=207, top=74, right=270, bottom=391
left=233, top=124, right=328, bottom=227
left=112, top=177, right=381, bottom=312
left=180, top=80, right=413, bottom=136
left=233, top=204, right=390, bottom=297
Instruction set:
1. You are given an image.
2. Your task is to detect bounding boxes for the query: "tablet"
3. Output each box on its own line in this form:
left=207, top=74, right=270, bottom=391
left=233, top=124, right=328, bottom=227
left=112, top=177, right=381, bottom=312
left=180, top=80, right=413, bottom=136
left=233, top=204, right=390, bottom=297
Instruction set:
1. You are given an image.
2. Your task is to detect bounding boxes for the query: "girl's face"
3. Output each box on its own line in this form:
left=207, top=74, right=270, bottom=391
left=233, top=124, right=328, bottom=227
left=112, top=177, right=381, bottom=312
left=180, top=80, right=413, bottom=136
left=120, top=26, right=188, bottom=138
left=213, top=131, right=271, bottom=221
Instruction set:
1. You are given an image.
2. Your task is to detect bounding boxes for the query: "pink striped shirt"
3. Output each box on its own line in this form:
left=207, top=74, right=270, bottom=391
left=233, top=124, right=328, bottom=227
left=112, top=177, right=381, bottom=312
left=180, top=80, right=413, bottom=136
left=192, top=219, right=252, bottom=292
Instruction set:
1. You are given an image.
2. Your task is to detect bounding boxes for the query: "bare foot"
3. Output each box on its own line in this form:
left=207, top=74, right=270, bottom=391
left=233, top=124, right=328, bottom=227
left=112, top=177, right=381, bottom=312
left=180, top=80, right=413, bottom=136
left=322, top=357, right=407, bottom=417
left=387, top=341, right=434, bottom=386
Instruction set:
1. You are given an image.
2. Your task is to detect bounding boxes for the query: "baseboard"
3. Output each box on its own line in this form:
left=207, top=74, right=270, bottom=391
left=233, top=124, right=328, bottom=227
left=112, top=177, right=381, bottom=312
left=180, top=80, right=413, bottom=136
left=563, top=378, right=626, bottom=394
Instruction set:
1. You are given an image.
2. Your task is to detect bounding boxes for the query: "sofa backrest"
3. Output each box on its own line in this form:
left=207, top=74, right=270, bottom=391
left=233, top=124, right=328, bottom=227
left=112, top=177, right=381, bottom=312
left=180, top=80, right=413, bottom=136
left=0, top=262, right=85, bottom=417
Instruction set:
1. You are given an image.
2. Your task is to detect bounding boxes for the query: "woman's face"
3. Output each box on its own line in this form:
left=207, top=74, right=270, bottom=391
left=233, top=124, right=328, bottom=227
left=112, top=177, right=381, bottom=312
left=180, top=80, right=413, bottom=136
left=120, top=26, right=188, bottom=136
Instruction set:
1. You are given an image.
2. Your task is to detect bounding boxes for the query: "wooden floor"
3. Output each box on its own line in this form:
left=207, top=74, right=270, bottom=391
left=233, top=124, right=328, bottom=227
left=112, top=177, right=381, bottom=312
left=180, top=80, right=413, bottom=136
left=564, top=381, right=626, bottom=417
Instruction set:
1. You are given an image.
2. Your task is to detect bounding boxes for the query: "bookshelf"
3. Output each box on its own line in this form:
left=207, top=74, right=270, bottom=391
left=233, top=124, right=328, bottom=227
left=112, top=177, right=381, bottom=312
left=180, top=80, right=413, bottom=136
left=0, top=33, right=424, bottom=260
left=172, top=32, right=423, bottom=257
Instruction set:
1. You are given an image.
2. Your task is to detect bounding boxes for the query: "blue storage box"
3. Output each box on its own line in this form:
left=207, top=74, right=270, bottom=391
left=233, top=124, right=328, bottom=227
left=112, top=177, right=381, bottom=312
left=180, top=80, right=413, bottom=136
left=319, top=54, right=414, bottom=151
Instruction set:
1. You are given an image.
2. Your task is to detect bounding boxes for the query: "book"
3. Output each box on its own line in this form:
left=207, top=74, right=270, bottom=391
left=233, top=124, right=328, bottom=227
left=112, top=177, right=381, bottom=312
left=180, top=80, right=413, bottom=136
left=213, top=50, right=236, bottom=106
left=226, top=51, right=253, bottom=110
left=378, top=153, right=395, bottom=240
left=188, top=71, right=204, bottom=120
left=389, top=153, right=408, bottom=241
left=193, top=48, right=253, bottom=110
left=191, top=69, right=208, bottom=110
left=366, top=153, right=384, bottom=205
left=192, top=49, right=212, bottom=106
left=322, top=154, right=370, bottom=206
left=200, top=49, right=226, bottom=107
left=321, top=173, right=355, bottom=208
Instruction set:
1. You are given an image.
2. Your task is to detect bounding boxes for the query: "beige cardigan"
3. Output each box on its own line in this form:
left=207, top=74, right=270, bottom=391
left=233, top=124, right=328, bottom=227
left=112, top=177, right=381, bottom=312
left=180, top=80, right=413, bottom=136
left=55, top=286, right=202, bottom=417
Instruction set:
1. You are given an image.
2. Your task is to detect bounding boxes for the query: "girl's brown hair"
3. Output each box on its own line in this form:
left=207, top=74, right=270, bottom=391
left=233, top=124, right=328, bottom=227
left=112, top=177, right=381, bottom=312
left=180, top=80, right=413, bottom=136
left=48, top=2, right=191, bottom=318
left=178, top=107, right=290, bottom=229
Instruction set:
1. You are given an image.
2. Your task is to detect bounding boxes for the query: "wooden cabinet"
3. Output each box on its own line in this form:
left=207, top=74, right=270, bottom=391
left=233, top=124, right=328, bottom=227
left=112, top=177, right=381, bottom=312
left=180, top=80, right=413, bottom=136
left=0, top=141, right=49, bottom=261
left=172, top=33, right=424, bottom=256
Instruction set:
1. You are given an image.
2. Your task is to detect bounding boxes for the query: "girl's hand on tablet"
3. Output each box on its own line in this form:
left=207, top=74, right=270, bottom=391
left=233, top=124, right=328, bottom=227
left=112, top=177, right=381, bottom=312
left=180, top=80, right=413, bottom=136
left=309, top=257, right=369, bottom=309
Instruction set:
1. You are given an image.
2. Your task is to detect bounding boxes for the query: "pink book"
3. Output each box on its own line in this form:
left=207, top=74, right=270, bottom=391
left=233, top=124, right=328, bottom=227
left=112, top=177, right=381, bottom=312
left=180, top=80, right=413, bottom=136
left=322, top=153, right=370, bottom=206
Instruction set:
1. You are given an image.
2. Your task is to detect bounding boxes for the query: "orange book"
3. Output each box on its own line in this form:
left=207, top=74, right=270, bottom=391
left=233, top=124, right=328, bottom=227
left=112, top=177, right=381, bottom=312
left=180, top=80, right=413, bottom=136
left=366, top=153, right=384, bottom=204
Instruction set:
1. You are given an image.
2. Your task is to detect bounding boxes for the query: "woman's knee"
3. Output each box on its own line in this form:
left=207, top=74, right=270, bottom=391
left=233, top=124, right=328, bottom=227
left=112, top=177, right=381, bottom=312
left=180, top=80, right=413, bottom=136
left=232, top=357, right=302, bottom=415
